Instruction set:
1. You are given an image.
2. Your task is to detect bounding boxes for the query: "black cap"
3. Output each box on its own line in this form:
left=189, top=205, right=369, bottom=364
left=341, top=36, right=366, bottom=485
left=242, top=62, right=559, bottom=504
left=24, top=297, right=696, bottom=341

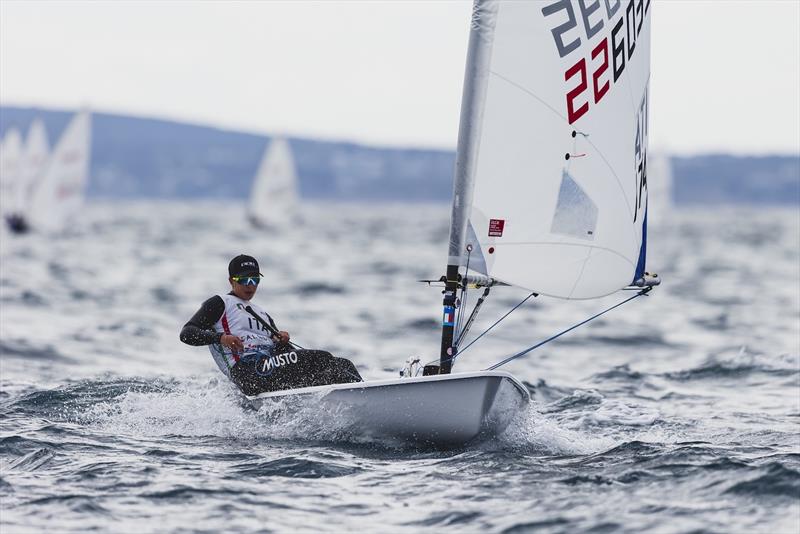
left=229, top=254, right=262, bottom=277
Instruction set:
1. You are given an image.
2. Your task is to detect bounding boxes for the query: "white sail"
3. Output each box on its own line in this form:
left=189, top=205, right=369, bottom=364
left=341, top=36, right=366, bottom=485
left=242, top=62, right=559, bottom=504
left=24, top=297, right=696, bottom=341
left=28, top=111, right=92, bottom=233
left=247, top=137, right=299, bottom=227
left=459, top=0, right=652, bottom=299
left=0, top=128, right=24, bottom=216
left=17, top=119, right=51, bottom=214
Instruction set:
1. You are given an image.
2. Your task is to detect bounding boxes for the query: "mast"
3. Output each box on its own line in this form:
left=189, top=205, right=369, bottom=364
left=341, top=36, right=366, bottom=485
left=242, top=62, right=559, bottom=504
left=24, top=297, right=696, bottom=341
left=439, top=0, right=498, bottom=374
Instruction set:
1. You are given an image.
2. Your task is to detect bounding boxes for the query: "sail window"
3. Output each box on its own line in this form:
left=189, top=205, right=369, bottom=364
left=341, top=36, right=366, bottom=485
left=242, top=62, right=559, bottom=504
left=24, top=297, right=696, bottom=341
left=550, top=171, right=598, bottom=240
left=464, top=221, right=489, bottom=275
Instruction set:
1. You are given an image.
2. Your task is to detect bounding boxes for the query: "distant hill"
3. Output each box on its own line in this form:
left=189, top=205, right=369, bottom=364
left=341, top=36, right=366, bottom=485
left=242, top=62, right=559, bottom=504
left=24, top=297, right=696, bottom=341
left=1, top=106, right=798, bottom=204
left=0, top=106, right=454, bottom=201
left=672, top=154, right=799, bottom=206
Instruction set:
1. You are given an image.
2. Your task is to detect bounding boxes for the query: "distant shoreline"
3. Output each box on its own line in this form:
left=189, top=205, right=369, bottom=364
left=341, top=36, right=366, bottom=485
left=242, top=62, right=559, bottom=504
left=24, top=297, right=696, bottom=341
left=2, top=105, right=798, bottom=205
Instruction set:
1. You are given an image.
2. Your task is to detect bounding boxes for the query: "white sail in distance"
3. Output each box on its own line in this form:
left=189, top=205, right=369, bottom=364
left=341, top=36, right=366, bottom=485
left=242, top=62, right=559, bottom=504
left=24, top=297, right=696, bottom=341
left=17, top=119, right=51, bottom=214
left=28, top=111, right=92, bottom=233
left=0, top=128, right=24, bottom=216
left=459, top=0, right=652, bottom=299
left=247, top=137, right=299, bottom=228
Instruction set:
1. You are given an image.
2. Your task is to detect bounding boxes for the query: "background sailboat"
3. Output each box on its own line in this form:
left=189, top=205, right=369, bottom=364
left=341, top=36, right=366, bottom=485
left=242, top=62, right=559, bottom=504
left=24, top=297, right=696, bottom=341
left=246, top=137, right=299, bottom=228
left=27, top=110, right=91, bottom=233
left=0, top=127, right=24, bottom=231
left=4, top=119, right=50, bottom=233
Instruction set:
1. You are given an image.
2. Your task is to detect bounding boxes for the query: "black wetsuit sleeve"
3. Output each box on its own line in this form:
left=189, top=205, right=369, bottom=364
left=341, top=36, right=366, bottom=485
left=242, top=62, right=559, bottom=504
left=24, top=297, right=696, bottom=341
left=179, top=296, right=225, bottom=346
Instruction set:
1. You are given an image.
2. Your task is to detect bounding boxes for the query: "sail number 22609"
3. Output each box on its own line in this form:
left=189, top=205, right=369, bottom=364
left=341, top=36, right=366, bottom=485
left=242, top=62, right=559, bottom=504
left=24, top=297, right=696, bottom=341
left=542, top=0, right=651, bottom=124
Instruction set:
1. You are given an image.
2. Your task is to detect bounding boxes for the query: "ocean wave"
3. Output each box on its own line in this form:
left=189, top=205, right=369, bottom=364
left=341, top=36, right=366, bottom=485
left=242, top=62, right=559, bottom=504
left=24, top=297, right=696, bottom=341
left=23, top=493, right=112, bottom=514
left=81, top=377, right=261, bottom=439
left=404, top=510, right=484, bottom=527
left=498, top=407, right=617, bottom=456
left=664, top=349, right=800, bottom=381
left=581, top=399, right=661, bottom=427
left=404, top=317, right=440, bottom=330
left=0, top=435, right=60, bottom=457
left=139, top=486, right=246, bottom=502
left=500, top=517, right=572, bottom=533
left=724, top=463, right=800, bottom=498
left=73, top=376, right=421, bottom=449
left=590, top=440, right=665, bottom=460
left=10, top=378, right=172, bottom=419
left=524, top=379, right=575, bottom=404
left=586, top=333, right=675, bottom=347
left=590, top=364, right=646, bottom=382
left=294, top=282, right=347, bottom=295
left=6, top=448, right=56, bottom=472
left=0, top=340, right=75, bottom=363
left=149, top=286, right=178, bottom=303
left=230, top=457, right=363, bottom=479
left=538, top=389, right=605, bottom=413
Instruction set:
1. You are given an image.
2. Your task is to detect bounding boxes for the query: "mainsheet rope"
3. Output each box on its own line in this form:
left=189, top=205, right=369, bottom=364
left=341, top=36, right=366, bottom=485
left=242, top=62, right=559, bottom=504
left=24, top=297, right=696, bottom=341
left=484, top=288, right=651, bottom=370
left=453, top=291, right=538, bottom=361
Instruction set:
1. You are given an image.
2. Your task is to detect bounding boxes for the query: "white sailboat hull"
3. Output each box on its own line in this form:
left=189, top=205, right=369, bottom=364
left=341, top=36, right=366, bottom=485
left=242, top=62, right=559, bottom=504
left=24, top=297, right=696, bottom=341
left=249, top=371, right=529, bottom=446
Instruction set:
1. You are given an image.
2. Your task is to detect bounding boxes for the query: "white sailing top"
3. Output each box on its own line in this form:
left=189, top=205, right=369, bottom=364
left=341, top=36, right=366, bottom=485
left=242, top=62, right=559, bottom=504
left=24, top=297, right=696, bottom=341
left=208, top=294, right=277, bottom=377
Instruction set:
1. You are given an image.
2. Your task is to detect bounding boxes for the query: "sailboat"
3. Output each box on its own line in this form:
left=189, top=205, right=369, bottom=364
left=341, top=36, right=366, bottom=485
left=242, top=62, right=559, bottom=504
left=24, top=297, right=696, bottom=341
left=1, top=127, right=25, bottom=231
left=246, top=137, right=299, bottom=228
left=3, top=119, right=50, bottom=233
left=250, top=0, right=656, bottom=446
left=27, top=110, right=91, bottom=233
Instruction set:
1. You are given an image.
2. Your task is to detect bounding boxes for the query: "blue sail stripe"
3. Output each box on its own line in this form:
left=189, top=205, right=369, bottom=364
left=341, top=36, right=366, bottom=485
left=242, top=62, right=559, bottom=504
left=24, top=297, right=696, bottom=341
left=634, top=202, right=648, bottom=281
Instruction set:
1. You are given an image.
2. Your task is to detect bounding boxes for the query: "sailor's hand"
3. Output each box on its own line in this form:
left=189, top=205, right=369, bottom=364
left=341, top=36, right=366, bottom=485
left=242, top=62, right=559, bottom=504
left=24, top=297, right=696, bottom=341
left=273, top=331, right=290, bottom=345
left=220, top=334, right=244, bottom=352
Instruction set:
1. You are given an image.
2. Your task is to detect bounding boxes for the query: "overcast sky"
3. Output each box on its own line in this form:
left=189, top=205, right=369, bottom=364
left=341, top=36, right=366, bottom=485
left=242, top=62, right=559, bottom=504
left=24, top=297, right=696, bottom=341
left=1, top=0, right=798, bottom=155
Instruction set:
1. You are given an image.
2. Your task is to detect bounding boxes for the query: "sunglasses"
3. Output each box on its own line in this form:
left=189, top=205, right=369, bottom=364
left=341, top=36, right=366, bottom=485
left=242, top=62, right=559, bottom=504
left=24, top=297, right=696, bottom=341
left=232, top=275, right=261, bottom=286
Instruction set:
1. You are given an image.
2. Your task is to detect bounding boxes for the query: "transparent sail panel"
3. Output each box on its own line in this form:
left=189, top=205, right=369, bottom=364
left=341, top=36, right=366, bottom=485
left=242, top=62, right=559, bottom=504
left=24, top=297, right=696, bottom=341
left=463, top=221, right=489, bottom=275
left=550, top=171, right=597, bottom=240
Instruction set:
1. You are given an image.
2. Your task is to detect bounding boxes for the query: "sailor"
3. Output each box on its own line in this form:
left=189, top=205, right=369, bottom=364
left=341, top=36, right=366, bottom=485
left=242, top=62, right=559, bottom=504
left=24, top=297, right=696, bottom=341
left=180, top=254, right=362, bottom=395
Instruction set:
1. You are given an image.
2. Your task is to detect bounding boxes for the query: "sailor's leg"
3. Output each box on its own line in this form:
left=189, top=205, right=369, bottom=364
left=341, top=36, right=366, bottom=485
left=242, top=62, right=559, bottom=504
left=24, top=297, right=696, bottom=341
left=330, top=356, right=363, bottom=383
left=229, top=360, right=267, bottom=396
left=290, top=350, right=362, bottom=385
left=230, top=354, right=315, bottom=395
left=229, top=350, right=363, bottom=395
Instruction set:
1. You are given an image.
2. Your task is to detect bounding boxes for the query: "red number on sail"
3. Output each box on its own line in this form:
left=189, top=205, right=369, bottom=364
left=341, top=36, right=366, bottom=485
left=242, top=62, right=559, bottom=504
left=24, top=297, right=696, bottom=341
left=591, top=39, right=610, bottom=104
left=565, top=58, right=589, bottom=124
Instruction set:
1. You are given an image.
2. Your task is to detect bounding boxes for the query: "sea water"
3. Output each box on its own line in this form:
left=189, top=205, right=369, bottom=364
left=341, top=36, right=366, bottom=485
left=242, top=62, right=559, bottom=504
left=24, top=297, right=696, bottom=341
left=1, top=202, right=798, bottom=533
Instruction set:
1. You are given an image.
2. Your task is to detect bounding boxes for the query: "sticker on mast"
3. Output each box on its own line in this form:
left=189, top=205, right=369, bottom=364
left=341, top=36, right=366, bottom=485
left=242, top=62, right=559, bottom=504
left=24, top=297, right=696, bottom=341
left=489, top=219, right=505, bottom=237
left=443, top=306, right=455, bottom=327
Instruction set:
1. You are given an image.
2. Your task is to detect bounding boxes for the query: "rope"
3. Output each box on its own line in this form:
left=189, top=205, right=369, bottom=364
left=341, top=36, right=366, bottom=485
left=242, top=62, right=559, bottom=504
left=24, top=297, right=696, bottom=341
left=244, top=305, right=305, bottom=350
left=455, top=286, right=491, bottom=348
left=455, top=248, right=472, bottom=339
left=453, top=291, right=538, bottom=362
left=485, top=288, right=650, bottom=371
